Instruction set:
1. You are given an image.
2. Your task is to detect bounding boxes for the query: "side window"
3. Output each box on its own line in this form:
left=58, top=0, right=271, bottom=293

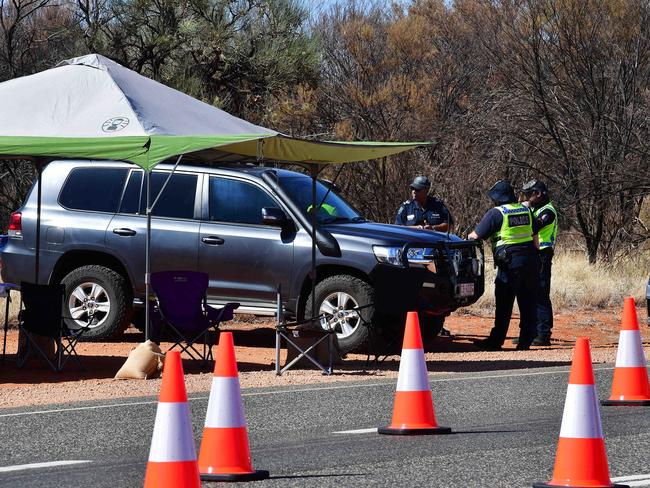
left=60, top=167, right=128, bottom=212
left=209, top=177, right=278, bottom=225
left=145, top=172, right=198, bottom=219
left=120, top=170, right=144, bottom=214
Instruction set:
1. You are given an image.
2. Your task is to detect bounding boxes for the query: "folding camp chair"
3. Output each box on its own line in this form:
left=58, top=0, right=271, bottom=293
left=150, top=271, right=239, bottom=364
left=16, top=282, right=87, bottom=372
left=275, top=289, right=335, bottom=376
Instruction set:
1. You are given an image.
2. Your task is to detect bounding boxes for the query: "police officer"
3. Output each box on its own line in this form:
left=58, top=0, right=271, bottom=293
left=521, top=179, right=557, bottom=346
left=395, top=175, right=454, bottom=337
left=468, top=180, right=540, bottom=350
left=395, top=176, right=453, bottom=231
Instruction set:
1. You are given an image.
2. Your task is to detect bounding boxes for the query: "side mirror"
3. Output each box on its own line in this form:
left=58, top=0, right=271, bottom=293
left=261, top=207, right=288, bottom=226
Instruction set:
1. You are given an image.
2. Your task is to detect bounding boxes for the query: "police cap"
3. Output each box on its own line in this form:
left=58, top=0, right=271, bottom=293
left=409, top=176, right=431, bottom=191
left=487, top=179, right=516, bottom=204
left=521, top=179, right=548, bottom=195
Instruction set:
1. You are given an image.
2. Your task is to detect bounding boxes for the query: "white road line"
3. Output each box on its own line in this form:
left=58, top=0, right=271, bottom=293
left=0, top=460, right=91, bottom=473
left=611, top=474, right=650, bottom=486
left=332, top=427, right=378, bottom=435
left=0, top=366, right=616, bottom=419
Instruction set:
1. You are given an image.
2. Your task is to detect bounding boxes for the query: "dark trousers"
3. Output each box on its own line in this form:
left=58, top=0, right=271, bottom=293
left=488, top=259, right=539, bottom=347
left=537, top=250, right=553, bottom=338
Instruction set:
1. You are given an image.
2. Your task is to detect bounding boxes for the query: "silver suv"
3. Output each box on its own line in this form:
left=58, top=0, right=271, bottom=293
left=1, top=160, right=485, bottom=353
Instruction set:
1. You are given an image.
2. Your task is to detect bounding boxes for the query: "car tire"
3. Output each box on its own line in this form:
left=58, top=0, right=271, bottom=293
left=420, top=314, right=446, bottom=351
left=305, top=274, right=374, bottom=354
left=61, top=265, right=131, bottom=340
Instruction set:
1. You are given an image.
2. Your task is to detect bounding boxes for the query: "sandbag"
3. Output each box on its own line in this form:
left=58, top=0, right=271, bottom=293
left=114, top=340, right=164, bottom=380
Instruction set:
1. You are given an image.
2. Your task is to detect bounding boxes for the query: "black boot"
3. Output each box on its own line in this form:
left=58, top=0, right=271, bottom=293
left=532, top=335, right=551, bottom=346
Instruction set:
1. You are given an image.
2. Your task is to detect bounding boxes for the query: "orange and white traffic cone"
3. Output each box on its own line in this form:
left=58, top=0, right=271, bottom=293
left=378, top=311, right=451, bottom=435
left=532, top=338, right=628, bottom=488
left=198, top=332, right=269, bottom=482
left=144, top=351, right=200, bottom=488
left=602, top=297, right=650, bottom=406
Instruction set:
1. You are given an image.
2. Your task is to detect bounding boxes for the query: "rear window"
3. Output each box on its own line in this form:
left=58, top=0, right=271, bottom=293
left=120, top=171, right=198, bottom=219
left=59, top=167, right=129, bottom=213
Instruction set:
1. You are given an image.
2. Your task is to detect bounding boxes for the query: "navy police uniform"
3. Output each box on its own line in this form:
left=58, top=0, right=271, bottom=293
left=522, top=179, right=558, bottom=344
left=395, top=196, right=453, bottom=227
left=395, top=175, right=454, bottom=339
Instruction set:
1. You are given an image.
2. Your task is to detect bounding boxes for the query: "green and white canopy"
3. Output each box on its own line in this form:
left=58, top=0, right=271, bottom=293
left=0, top=54, right=427, bottom=168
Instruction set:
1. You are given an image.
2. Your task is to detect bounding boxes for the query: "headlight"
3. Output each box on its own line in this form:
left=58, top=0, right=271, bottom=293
left=373, top=246, right=403, bottom=266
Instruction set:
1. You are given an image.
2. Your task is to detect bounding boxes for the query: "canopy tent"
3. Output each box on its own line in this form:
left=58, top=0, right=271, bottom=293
left=0, top=54, right=425, bottom=167
left=0, top=54, right=430, bottom=342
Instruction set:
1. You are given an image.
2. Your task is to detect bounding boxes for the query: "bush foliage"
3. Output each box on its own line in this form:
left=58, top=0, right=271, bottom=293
left=1, top=0, right=649, bottom=262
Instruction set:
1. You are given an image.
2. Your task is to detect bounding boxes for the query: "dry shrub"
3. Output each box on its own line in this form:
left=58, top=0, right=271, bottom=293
left=464, top=249, right=649, bottom=314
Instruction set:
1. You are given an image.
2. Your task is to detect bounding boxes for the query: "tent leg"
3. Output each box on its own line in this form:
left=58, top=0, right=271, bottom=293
left=34, top=159, right=46, bottom=284
left=145, top=170, right=152, bottom=342
left=310, top=165, right=318, bottom=323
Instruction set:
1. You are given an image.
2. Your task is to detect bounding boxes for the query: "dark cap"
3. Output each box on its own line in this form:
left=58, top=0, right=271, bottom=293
left=409, top=176, right=431, bottom=191
left=487, top=179, right=516, bottom=204
left=521, top=179, right=548, bottom=194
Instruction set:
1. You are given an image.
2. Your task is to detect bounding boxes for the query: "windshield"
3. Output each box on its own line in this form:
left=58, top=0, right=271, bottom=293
left=278, top=175, right=365, bottom=224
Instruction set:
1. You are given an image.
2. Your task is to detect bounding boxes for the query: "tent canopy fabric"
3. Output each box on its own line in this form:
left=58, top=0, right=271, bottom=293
left=0, top=54, right=429, bottom=169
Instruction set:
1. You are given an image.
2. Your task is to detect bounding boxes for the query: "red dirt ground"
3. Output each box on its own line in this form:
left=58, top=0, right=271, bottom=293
left=0, top=309, right=647, bottom=408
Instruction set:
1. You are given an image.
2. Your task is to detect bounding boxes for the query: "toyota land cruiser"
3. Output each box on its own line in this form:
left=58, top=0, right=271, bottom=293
left=1, top=160, right=485, bottom=353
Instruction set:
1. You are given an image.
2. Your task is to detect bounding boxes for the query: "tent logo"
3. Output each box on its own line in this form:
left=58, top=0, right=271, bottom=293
left=102, top=117, right=130, bottom=132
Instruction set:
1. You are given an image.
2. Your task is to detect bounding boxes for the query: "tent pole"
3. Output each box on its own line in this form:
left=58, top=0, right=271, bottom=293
left=145, top=169, right=152, bottom=342
left=310, top=164, right=317, bottom=323
left=33, top=159, right=44, bottom=284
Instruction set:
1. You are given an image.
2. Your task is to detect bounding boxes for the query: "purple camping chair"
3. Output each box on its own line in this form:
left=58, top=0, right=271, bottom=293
left=150, top=271, right=239, bottom=364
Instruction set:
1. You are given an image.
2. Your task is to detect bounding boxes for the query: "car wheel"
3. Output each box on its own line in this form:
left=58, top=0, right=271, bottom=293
left=61, top=265, right=131, bottom=340
left=420, top=314, right=446, bottom=350
left=305, top=274, right=374, bottom=354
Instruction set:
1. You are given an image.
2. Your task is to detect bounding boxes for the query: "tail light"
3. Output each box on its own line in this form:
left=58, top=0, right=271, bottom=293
left=8, top=211, right=22, bottom=237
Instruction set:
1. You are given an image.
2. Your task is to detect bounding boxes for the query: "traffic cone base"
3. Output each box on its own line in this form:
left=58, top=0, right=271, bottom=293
left=378, top=425, right=452, bottom=435
left=602, top=398, right=650, bottom=406
left=201, top=470, right=270, bottom=482
left=532, top=482, right=628, bottom=488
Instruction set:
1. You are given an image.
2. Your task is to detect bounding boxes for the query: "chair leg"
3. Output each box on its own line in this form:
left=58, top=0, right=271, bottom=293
left=56, top=335, right=63, bottom=372
left=59, top=338, right=84, bottom=371
left=17, top=331, right=58, bottom=372
left=275, top=329, right=282, bottom=376
left=281, top=334, right=330, bottom=375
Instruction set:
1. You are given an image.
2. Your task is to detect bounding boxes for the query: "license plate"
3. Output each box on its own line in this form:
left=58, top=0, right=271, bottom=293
left=458, top=283, right=474, bottom=297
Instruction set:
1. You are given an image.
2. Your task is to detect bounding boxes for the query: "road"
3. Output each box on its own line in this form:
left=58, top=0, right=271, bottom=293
left=0, top=365, right=649, bottom=487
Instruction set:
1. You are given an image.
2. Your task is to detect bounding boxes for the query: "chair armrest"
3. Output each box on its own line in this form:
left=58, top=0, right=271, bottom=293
left=205, top=302, right=240, bottom=325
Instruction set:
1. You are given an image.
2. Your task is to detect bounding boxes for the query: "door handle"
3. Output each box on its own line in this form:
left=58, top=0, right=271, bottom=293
left=113, top=228, right=137, bottom=236
left=202, top=236, right=225, bottom=245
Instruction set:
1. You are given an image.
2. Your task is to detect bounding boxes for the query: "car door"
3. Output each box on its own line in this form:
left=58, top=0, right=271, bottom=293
left=198, top=175, right=294, bottom=313
left=106, top=169, right=201, bottom=296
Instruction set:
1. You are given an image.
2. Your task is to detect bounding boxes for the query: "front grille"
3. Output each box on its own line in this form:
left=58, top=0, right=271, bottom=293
left=435, top=246, right=480, bottom=278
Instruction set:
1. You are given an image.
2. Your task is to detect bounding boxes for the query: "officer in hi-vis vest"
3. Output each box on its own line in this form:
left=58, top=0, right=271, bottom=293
left=520, top=179, right=557, bottom=346
left=469, top=180, right=541, bottom=350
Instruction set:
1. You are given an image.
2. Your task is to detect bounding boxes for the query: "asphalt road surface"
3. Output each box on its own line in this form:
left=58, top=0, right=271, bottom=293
left=1, top=365, right=649, bottom=488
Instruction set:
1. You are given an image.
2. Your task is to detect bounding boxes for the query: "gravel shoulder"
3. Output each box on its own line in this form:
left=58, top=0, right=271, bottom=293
left=0, top=309, right=645, bottom=409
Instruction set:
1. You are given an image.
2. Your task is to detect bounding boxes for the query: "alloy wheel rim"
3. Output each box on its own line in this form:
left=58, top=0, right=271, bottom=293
left=68, top=282, right=111, bottom=329
left=318, top=291, right=361, bottom=340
